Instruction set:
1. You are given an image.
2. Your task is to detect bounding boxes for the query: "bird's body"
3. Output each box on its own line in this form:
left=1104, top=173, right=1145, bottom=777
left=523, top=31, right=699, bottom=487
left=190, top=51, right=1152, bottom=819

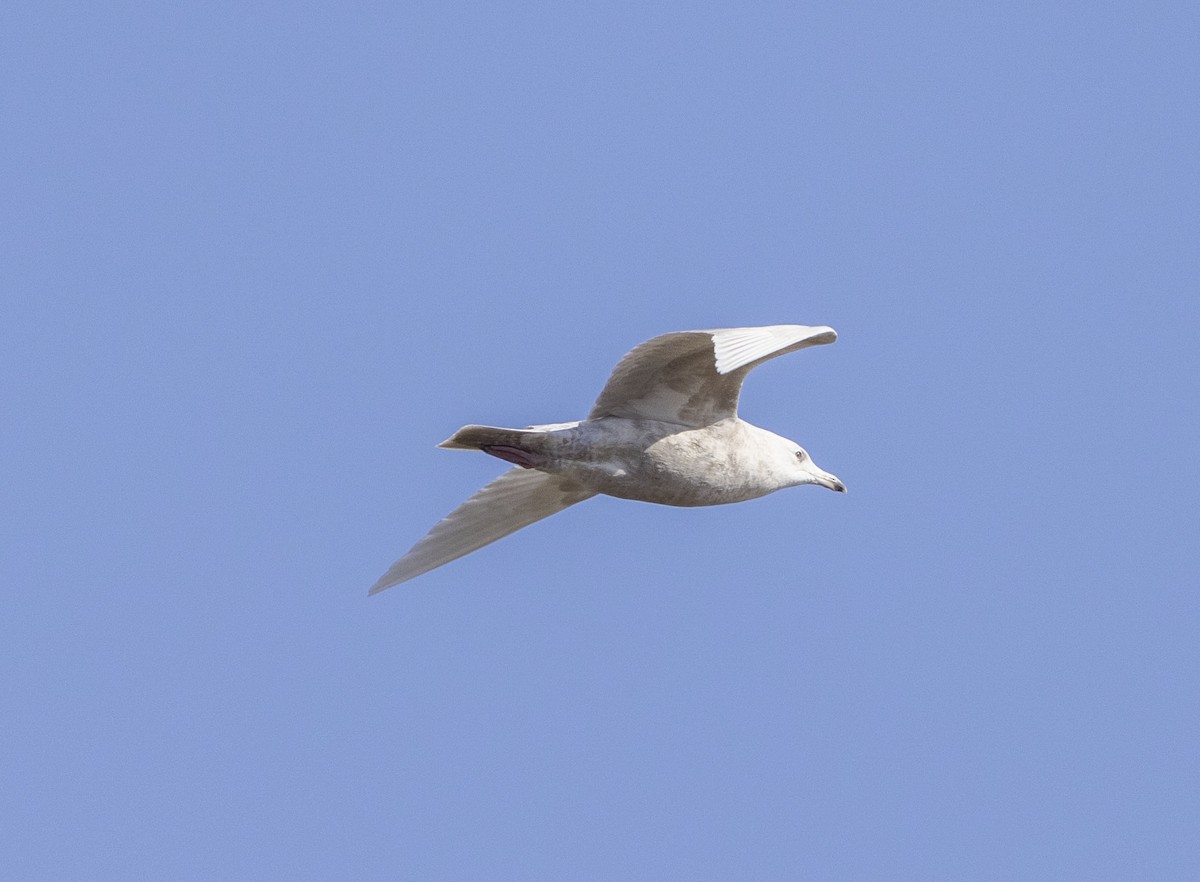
left=447, top=417, right=816, bottom=507
left=371, top=324, right=844, bottom=594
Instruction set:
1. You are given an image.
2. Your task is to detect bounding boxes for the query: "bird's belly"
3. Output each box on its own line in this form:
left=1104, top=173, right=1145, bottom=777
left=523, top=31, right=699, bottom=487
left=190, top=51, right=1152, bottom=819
left=538, top=417, right=776, bottom=507
left=554, top=451, right=768, bottom=508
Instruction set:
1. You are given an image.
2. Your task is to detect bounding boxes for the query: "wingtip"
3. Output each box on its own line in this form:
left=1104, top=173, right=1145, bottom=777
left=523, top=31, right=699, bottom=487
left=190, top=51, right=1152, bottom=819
left=710, top=324, right=838, bottom=375
left=368, top=570, right=409, bottom=596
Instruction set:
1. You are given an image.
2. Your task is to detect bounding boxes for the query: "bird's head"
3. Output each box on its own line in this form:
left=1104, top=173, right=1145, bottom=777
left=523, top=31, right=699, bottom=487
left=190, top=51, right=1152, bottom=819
left=751, top=426, right=846, bottom=494
left=790, top=445, right=845, bottom=492
left=768, top=436, right=845, bottom=493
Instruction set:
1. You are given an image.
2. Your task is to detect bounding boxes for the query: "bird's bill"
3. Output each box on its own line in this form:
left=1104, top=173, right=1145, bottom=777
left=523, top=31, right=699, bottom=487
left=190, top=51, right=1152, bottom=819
left=809, top=466, right=846, bottom=493
left=822, top=474, right=847, bottom=493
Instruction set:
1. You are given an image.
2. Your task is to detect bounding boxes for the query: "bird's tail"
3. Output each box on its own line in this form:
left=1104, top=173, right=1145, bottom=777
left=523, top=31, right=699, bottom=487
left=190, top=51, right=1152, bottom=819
left=439, top=422, right=579, bottom=469
left=439, top=421, right=579, bottom=450
left=438, top=424, right=542, bottom=451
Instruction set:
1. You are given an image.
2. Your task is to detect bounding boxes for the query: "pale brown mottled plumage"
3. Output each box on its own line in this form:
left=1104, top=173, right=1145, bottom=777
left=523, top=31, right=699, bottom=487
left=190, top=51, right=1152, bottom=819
left=371, top=325, right=844, bottom=594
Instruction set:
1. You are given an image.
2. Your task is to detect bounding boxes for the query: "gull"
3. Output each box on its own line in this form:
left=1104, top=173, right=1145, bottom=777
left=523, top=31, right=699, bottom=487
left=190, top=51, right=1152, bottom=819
left=370, top=324, right=845, bottom=594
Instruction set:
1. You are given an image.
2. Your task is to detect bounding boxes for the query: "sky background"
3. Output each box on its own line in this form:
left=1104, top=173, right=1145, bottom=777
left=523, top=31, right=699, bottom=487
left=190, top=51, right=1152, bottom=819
left=3, top=1, right=1198, bottom=879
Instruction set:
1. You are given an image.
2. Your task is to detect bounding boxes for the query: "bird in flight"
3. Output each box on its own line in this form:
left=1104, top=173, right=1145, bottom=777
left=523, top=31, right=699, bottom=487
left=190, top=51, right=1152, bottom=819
left=370, top=324, right=845, bottom=594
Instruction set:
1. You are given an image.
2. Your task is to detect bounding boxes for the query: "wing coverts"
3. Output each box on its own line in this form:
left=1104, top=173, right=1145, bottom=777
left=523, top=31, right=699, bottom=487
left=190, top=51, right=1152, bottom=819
left=589, top=325, right=835, bottom=427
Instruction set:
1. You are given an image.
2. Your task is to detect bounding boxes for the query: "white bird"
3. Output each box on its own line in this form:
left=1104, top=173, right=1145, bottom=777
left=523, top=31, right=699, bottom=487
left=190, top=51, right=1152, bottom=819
left=370, top=324, right=845, bottom=594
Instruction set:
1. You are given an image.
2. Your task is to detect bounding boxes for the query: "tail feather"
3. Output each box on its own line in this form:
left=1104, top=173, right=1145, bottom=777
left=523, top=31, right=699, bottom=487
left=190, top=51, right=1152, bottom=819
left=438, top=424, right=536, bottom=451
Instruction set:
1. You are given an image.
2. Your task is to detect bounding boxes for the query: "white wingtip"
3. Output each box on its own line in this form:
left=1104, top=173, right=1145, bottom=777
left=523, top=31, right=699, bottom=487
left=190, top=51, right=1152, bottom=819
left=711, top=324, right=837, bottom=374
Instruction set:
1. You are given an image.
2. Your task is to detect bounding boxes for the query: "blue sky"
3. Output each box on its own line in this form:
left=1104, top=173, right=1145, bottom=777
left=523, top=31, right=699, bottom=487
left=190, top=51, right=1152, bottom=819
left=4, top=2, right=1198, bottom=878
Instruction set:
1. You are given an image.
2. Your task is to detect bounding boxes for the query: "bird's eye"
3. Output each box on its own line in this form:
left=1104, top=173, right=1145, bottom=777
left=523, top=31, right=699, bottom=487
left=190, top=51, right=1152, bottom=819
left=795, top=450, right=806, bottom=461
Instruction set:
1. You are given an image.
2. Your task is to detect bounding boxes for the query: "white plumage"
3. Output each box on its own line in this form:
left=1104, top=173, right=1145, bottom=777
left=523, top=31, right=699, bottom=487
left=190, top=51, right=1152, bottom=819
left=370, top=324, right=844, bottom=595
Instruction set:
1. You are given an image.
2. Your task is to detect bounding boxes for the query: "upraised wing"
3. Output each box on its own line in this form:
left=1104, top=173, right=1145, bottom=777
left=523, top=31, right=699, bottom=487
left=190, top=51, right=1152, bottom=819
left=369, top=469, right=596, bottom=594
left=588, top=324, right=836, bottom=427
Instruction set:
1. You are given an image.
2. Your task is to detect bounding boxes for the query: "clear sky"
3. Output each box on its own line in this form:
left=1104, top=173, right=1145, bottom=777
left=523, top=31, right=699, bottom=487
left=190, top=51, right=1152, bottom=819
left=4, top=2, right=1198, bottom=879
